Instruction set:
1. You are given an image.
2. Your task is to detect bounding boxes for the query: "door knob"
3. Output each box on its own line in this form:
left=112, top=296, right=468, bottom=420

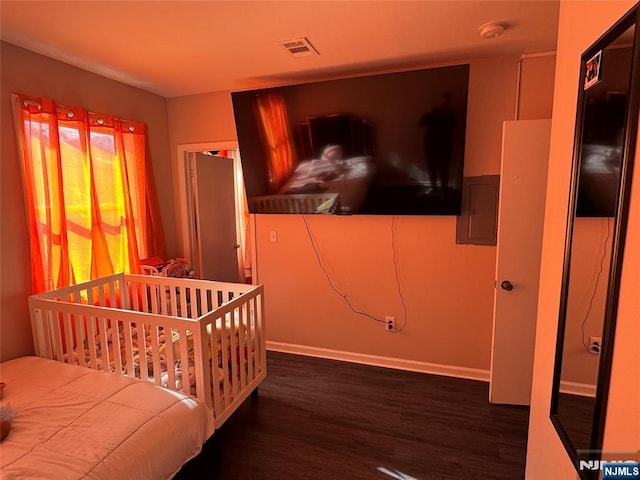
left=500, top=280, right=514, bottom=291
left=233, top=244, right=240, bottom=249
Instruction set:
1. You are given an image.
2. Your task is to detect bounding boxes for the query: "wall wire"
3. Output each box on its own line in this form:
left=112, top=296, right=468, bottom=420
left=302, top=214, right=408, bottom=332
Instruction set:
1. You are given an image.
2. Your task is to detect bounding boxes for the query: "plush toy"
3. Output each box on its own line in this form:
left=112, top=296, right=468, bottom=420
left=0, top=404, right=15, bottom=442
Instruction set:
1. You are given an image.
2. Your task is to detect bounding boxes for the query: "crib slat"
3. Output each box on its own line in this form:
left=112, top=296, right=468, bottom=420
left=63, top=311, right=75, bottom=365
left=140, top=284, right=151, bottom=313
left=34, top=308, right=50, bottom=359
left=160, top=286, right=169, bottom=316
left=219, top=315, right=231, bottom=408
left=122, top=321, right=135, bottom=377
left=257, top=293, right=265, bottom=374
left=229, top=309, right=239, bottom=395
left=68, top=292, right=85, bottom=368
left=179, top=286, right=188, bottom=319
left=169, top=288, right=178, bottom=317
left=149, top=325, right=162, bottom=386
left=188, top=288, right=198, bottom=319
left=87, top=316, right=99, bottom=370
left=131, top=283, right=141, bottom=312
left=150, top=284, right=159, bottom=314
left=246, top=298, right=255, bottom=381
left=105, top=282, right=112, bottom=307
left=238, top=303, right=247, bottom=389
left=256, top=294, right=263, bottom=374
left=200, top=324, right=212, bottom=409
left=98, top=284, right=106, bottom=307
left=75, top=315, right=87, bottom=368
left=97, top=316, right=110, bottom=372
left=87, top=287, right=94, bottom=306
left=210, top=324, right=222, bottom=417
left=252, top=296, right=261, bottom=375
left=110, top=319, right=123, bottom=375
left=179, top=328, right=190, bottom=395
left=108, top=280, right=117, bottom=308
left=120, top=277, right=130, bottom=310
left=49, top=311, right=61, bottom=362
left=165, top=328, right=176, bottom=390
left=137, top=323, right=149, bottom=382
left=192, top=325, right=206, bottom=404
left=197, top=289, right=205, bottom=318
left=41, top=310, right=51, bottom=359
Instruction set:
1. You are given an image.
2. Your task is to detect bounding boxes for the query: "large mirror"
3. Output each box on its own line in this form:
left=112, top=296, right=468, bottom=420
left=550, top=4, right=640, bottom=479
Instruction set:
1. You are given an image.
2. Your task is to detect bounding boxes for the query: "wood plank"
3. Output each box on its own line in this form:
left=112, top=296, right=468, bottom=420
left=175, top=351, right=530, bottom=480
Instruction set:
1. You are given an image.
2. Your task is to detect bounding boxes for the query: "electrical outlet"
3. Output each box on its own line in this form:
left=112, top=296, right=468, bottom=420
left=269, top=230, right=278, bottom=243
left=385, top=316, right=395, bottom=332
left=588, top=336, right=602, bottom=355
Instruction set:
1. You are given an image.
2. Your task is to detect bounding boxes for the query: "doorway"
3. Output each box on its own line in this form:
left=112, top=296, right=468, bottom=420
left=176, top=142, right=250, bottom=283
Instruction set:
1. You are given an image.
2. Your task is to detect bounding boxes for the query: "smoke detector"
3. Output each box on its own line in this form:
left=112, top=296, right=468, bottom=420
left=277, top=37, right=319, bottom=58
left=479, top=22, right=506, bottom=39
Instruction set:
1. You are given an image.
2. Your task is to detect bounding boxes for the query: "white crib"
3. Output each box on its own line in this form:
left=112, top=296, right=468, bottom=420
left=28, top=273, right=266, bottom=428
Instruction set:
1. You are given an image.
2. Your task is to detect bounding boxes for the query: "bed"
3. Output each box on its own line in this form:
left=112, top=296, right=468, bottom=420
left=0, top=355, right=214, bottom=479
left=28, top=273, right=266, bottom=427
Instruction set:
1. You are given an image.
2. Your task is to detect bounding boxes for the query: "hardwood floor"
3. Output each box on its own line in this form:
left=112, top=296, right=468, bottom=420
left=174, top=351, right=530, bottom=480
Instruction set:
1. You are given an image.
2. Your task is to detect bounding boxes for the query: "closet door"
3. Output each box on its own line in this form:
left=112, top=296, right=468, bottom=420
left=489, top=119, right=551, bottom=405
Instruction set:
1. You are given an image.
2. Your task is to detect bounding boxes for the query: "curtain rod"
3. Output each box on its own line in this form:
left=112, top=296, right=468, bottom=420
left=19, top=97, right=137, bottom=130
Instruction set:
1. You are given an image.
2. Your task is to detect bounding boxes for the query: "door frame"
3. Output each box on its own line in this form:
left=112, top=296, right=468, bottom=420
left=176, top=141, right=245, bottom=280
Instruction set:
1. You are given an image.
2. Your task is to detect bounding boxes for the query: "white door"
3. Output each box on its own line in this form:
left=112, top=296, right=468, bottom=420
left=191, top=153, right=240, bottom=283
left=489, top=119, right=551, bottom=405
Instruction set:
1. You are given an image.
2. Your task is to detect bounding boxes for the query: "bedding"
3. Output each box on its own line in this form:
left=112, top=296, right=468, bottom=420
left=0, top=356, right=214, bottom=480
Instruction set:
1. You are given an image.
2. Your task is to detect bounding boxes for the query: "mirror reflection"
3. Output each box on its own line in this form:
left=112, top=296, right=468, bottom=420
left=555, top=22, right=635, bottom=454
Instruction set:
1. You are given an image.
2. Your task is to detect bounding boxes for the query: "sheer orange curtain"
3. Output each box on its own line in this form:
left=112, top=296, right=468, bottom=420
left=12, top=94, right=166, bottom=293
left=255, top=91, right=297, bottom=193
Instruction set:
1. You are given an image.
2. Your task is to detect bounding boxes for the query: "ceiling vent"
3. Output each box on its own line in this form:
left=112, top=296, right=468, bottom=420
left=277, top=37, right=319, bottom=58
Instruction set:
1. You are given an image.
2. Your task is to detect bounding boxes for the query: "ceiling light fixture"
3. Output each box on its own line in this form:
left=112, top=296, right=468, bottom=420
left=479, top=22, right=506, bottom=39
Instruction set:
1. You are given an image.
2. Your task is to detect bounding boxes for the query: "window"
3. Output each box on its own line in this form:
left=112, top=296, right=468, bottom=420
left=12, top=94, right=166, bottom=293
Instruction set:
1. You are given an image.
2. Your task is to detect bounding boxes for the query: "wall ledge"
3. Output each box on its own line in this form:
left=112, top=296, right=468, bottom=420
left=266, top=341, right=490, bottom=382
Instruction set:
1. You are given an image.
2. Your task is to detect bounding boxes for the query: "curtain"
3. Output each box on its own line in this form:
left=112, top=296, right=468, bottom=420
left=12, top=94, right=166, bottom=293
left=255, top=91, right=297, bottom=193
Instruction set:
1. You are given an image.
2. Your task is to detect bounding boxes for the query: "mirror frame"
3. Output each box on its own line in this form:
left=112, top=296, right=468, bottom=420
left=550, top=4, right=640, bottom=479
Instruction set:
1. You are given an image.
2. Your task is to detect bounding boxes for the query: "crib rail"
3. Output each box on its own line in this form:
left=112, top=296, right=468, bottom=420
left=249, top=193, right=340, bottom=214
left=29, top=273, right=266, bottom=425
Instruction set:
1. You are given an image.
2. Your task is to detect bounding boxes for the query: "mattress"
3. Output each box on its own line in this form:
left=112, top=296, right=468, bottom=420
left=0, top=356, right=214, bottom=480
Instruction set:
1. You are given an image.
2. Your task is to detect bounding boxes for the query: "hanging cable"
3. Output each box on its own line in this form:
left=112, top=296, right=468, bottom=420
left=581, top=218, right=612, bottom=355
left=302, top=215, right=386, bottom=324
left=390, top=215, right=408, bottom=333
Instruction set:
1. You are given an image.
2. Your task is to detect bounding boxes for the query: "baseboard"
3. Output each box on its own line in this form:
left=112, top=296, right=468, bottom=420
left=559, top=380, right=596, bottom=398
left=266, top=341, right=490, bottom=382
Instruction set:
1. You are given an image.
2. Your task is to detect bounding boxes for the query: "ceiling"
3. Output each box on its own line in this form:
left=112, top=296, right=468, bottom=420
left=0, top=1, right=560, bottom=98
